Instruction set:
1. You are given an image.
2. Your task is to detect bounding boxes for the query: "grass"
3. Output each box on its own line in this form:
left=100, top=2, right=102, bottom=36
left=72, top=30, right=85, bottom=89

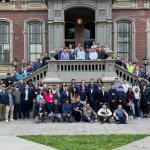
left=20, top=134, right=148, bottom=150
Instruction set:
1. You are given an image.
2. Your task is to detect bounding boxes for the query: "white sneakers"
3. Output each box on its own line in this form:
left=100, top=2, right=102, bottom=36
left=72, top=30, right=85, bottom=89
left=5, top=119, right=14, bottom=123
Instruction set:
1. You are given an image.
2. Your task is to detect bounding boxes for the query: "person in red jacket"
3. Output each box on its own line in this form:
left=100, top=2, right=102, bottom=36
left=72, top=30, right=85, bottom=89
left=45, top=88, right=54, bottom=114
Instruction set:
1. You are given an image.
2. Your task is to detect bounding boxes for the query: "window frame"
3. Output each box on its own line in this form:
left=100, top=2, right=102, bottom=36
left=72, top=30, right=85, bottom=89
left=27, top=21, right=43, bottom=62
left=117, top=20, right=132, bottom=60
left=0, top=21, right=10, bottom=64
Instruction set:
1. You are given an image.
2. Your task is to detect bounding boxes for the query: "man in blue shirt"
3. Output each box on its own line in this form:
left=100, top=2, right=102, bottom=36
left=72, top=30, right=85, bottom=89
left=62, top=99, right=72, bottom=122
left=113, top=104, right=128, bottom=124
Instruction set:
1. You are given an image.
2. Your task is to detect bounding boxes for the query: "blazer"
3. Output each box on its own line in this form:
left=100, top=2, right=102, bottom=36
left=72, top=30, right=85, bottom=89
left=5, top=93, right=16, bottom=106
left=98, top=90, right=109, bottom=104
left=21, top=90, right=33, bottom=102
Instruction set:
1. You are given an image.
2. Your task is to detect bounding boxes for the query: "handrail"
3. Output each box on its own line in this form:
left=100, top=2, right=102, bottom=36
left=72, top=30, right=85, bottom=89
left=5, top=64, right=48, bottom=90
left=115, top=64, right=148, bottom=83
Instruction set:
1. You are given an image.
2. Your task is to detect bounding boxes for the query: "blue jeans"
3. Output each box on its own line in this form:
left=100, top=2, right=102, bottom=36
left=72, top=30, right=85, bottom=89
left=82, top=114, right=96, bottom=122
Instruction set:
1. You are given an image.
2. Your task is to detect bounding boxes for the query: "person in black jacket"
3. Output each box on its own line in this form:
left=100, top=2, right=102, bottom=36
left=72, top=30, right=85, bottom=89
left=5, top=88, right=16, bottom=123
left=61, top=86, right=70, bottom=104
left=48, top=98, right=62, bottom=122
left=87, top=86, right=98, bottom=112
left=141, top=86, right=150, bottom=117
left=108, top=84, right=118, bottom=113
left=21, top=85, right=33, bottom=119
left=117, top=86, right=126, bottom=108
left=42, top=52, right=50, bottom=66
left=98, top=86, right=109, bottom=108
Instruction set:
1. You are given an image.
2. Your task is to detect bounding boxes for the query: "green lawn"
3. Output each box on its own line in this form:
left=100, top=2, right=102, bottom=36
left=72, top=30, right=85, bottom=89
left=20, top=134, right=148, bottom=150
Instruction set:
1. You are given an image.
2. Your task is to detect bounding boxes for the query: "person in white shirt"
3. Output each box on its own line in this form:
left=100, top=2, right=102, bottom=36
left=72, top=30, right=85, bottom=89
left=76, top=47, right=85, bottom=60
left=89, top=49, right=98, bottom=60
left=133, top=87, right=141, bottom=119
left=97, top=104, right=112, bottom=123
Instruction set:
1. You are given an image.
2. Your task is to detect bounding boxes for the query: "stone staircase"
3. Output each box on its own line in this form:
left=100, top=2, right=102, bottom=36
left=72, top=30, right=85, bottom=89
left=11, top=60, right=147, bottom=87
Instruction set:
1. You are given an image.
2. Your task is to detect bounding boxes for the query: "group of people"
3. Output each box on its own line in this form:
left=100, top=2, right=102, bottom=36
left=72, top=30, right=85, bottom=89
left=0, top=77, right=149, bottom=124
left=54, top=44, right=109, bottom=61
left=4, top=52, right=50, bottom=87
left=115, top=56, right=149, bottom=80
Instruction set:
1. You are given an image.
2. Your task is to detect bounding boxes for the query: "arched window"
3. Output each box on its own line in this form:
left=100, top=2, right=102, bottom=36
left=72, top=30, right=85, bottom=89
left=0, top=21, right=10, bottom=64
left=28, top=22, right=43, bottom=62
left=117, top=21, right=132, bottom=60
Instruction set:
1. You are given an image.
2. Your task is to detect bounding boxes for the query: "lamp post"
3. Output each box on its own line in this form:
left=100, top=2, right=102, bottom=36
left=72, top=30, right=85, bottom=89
left=12, top=58, right=18, bottom=71
left=142, top=56, right=149, bottom=74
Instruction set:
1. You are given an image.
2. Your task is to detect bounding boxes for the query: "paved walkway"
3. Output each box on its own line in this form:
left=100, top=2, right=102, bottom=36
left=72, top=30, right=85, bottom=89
left=0, top=136, right=57, bottom=150
left=0, top=118, right=150, bottom=150
left=0, top=118, right=150, bottom=136
left=115, top=136, right=150, bottom=150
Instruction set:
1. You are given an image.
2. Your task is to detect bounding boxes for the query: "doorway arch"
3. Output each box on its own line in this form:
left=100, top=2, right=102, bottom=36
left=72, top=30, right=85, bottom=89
left=65, top=7, right=95, bottom=48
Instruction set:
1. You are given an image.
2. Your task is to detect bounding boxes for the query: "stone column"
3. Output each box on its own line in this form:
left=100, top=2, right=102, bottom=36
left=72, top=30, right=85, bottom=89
left=95, top=0, right=112, bottom=49
left=48, top=0, right=64, bottom=51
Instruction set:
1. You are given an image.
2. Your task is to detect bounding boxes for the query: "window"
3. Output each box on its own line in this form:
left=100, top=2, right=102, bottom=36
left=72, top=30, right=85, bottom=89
left=117, top=21, right=132, bottom=60
left=65, top=22, right=75, bottom=48
left=84, top=22, right=95, bottom=48
left=0, top=22, right=10, bottom=64
left=28, top=22, right=43, bottom=62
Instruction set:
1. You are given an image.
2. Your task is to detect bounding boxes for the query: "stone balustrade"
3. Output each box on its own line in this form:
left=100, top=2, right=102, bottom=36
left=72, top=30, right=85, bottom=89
left=43, top=59, right=117, bottom=84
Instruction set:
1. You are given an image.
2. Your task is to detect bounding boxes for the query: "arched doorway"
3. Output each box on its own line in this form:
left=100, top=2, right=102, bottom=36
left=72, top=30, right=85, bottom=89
left=65, top=7, right=95, bottom=48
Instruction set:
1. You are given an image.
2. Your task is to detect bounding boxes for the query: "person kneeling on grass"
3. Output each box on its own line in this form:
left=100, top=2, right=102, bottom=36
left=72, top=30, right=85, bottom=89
left=113, top=104, right=128, bottom=124
left=97, top=104, right=112, bottom=123
left=34, top=98, right=47, bottom=123
left=82, top=103, right=97, bottom=122
left=48, top=98, right=62, bottom=122
left=62, top=99, right=73, bottom=122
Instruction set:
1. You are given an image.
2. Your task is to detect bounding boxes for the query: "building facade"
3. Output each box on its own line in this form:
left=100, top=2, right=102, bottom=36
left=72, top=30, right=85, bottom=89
left=0, top=0, right=150, bottom=73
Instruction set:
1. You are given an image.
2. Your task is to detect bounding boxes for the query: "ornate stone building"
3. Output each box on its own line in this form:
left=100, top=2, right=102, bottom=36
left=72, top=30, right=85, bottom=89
left=0, top=0, right=150, bottom=75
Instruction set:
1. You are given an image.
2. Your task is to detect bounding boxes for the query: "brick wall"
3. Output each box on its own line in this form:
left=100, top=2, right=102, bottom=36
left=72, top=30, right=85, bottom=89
left=113, top=9, right=150, bottom=64
left=0, top=11, right=48, bottom=63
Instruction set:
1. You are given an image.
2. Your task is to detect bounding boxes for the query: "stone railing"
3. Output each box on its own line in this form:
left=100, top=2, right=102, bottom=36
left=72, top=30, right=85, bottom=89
left=43, top=59, right=117, bottom=84
left=23, top=64, right=48, bottom=83
left=115, top=64, right=147, bottom=84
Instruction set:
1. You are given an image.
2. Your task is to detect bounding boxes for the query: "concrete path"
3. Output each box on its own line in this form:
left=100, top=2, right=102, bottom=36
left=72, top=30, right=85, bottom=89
left=0, top=136, right=57, bottom=150
left=0, top=118, right=150, bottom=136
left=0, top=119, right=150, bottom=150
left=115, top=136, right=150, bottom=150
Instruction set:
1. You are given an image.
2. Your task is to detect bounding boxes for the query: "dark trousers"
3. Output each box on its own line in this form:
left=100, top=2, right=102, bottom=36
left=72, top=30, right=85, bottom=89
left=14, top=103, right=22, bottom=119
left=115, top=115, right=126, bottom=124
left=99, top=116, right=111, bottom=123
left=109, top=102, right=117, bottom=113
left=134, top=100, right=140, bottom=117
left=46, top=103, right=52, bottom=114
left=73, top=111, right=82, bottom=121
left=142, top=104, right=149, bottom=117
left=22, top=101, right=30, bottom=118
left=62, top=113, right=72, bottom=122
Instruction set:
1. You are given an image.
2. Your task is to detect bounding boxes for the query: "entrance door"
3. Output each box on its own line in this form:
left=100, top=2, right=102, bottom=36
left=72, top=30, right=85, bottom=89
left=65, top=7, right=95, bottom=48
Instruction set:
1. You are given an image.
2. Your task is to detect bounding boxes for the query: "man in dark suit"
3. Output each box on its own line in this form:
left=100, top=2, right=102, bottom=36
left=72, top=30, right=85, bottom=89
left=98, top=86, right=109, bottom=108
left=54, top=87, right=62, bottom=104
left=61, top=86, right=70, bottom=104
left=68, top=79, right=79, bottom=93
left=21, top=84, right=33, bottom=119
left=87, top=86, right=99, bottom=113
